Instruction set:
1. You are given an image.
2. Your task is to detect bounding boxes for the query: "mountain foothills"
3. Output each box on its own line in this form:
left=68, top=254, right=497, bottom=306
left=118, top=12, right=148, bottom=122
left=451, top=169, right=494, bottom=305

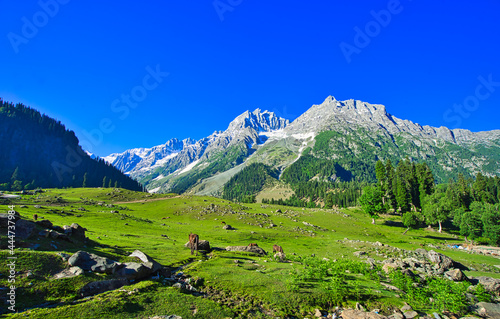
left=105, top=96, right=500, bottom=201
left=0, top=100, right=142, bottom=192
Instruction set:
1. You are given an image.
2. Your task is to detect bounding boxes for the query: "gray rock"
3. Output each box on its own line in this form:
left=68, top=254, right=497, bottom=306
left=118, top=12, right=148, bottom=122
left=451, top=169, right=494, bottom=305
left=79, top=278, right=128, bottom=297
left=149, top=315, right=183, bottom=319
left=428, top=250, right=454, bottom=270
left=68, top=251, right=119, bottom=274
left=184, top=240, right=210, bottom=251
left=225, top=245, right=267, bottom=255
left=473, top=276, right=500, bottom=293
left=354, top=251, right=367, bottom=257
left=473, top=302, right=500, bottom=318
left=403, top=311, right=418, bottom=319
left=222, top=224, right=235, bottom=230
left=70, top=223, right=86, bottom=240
left=129, top=250, right=162, bottom=273
left=445, top=268, right=467, bottom=282
left=53, top=266, right=84, bottom=279
left=15, top=219, right=36, bottom=239
left=113, top=262, right=152, bottom=280
left=36, top=219, right=53, bottom=229
left=341, top=309, right=387, bottom=319
left=274, top=252, right=286, bottom=262
left=0, top=213, right=18, bottom=228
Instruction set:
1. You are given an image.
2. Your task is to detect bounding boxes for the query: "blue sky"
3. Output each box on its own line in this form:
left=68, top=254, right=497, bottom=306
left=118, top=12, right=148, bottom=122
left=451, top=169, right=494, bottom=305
left=1, top=1, right=499, bottom=157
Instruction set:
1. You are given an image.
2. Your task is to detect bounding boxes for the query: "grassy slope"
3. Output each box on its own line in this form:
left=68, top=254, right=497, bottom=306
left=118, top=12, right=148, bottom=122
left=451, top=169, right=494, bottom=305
left=1, top=188, right=500, bottom=318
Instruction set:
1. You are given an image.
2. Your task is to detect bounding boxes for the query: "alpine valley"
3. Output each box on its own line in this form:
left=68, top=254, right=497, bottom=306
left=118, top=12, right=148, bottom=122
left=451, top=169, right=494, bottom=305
left=104, top=96, right=500, bottom=200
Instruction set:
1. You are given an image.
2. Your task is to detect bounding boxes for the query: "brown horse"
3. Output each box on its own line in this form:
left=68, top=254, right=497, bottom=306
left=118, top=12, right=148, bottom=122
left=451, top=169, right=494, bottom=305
left=33, top=214, right=38, bottom=221
left=248, top=243, right=258, bottom=247
left=189, top=233, right=199, bottom=256
left=272, top=245, right=283, bottom=254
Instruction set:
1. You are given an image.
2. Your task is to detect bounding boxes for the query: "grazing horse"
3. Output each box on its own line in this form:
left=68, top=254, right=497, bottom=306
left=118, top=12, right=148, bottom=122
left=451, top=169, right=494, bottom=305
left=248, top=243, right=258, bottom=247
left=33, top=214, right=38, bottom=221
left=221, top=221, right=226, bottom=225
left=189, top=233, right=199, bottom=256
left=273, top=244, right=284, bottom=254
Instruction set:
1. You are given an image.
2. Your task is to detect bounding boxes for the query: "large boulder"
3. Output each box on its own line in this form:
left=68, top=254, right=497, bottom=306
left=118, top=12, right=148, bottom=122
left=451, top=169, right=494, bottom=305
left=274, top=252, right=286, bottom=262
left=427, top=250, right=454, bottom=270
left=15, top=219, right=36, bottom=239
left=113, top=262, right=152, bottom=280
left=79, top=278, right=129, bottom=297
left=184, top=240, right=211, bottom=251
left=36, top=219, right=53, bottom=229
left=473, top=302, right=500, bottom=318
left=472, top=276, right=500, bottom=294
left=0, top=211, right=20, bottom=228
left=129, top=250, right=162, bottom=273
left=68, top=251, right=119, bottom=274
left=225, top=246, right=267, bottom=255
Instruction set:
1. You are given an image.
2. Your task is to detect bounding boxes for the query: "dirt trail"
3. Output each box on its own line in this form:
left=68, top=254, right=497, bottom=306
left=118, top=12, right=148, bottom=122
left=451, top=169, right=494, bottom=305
left=113, top=195, right=181, bottom=205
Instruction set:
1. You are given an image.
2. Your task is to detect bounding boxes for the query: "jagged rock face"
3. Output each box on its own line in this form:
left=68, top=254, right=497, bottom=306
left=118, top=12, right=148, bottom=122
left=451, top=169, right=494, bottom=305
left=103, top=95, right=500, bottom=194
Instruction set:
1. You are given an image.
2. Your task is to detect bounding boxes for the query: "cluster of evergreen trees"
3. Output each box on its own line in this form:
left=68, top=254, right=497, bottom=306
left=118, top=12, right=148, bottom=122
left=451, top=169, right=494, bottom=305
left=360, top=158, right=500, bottom=245
left=223, top=163, right=278, bottom=203
left=0, top=99, right=143, bottom=192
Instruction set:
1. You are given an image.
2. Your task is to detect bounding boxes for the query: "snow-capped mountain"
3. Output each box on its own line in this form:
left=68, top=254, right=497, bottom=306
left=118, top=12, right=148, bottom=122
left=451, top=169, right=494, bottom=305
left=104, top=96, right=500, bottom=195
left=103, top=109, right=290, bottom=189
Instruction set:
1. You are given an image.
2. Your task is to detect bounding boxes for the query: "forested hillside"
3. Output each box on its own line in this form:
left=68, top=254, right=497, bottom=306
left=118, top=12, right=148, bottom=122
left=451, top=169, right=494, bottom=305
left=0, top=99, right=143, bottom=191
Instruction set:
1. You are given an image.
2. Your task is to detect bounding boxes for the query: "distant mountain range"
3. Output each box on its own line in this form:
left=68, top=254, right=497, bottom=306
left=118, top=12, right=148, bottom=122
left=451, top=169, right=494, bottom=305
left=103, top=96, right=500, bottom=196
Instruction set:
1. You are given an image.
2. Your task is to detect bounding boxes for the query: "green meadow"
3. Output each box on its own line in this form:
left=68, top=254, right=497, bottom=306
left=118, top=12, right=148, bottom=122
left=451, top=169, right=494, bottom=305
left=1, top=188, right=499, bottom=318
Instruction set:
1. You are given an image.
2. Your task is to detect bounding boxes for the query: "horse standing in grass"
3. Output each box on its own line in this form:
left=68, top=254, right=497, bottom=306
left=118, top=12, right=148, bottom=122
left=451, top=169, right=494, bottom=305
left=273, top=244, right=283, bottom=254
left=248, top=243, right=258, bottom=247
left=189, top=233, right=199, bottom=256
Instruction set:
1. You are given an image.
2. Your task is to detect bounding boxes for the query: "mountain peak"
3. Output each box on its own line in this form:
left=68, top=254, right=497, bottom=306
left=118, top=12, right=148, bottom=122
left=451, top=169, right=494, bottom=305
left=227, top=109, right=289, bottom=133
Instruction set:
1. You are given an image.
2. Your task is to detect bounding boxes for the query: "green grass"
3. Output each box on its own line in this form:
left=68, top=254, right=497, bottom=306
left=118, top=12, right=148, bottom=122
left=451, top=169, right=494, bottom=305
left=1, top=187, right=500, bottom=317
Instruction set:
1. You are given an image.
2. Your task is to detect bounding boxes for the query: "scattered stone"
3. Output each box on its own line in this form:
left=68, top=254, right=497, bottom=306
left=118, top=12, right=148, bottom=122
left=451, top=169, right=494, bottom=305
left=341, top=309, right=387, bottom=319
left=473, top=302, right=500, bottom=318
left=184, top=240, right=211, bottom=251
left=68, top=251, right=119, bottom=274
left=314, top=308, right=323, bottom=317
left=80, top=278, right=129, bottom=297
left=129, top=250, right=162, bottom=273
left=472, top=276, right=500, bottom=294
left=225, top=245, right=267, bottom=255
left=113, top=262, right=152, bottom=280
left=222, top=224, right=235, bottom=230
left=53, top=266, right=84, bottom=279
left=403, top=311, right=418, bottom=319
left=70, top=223, right=86, bottom=240
left=382, top=263, right=398, bottom=274
left=36, top=219, right=53, bottom=229
left=445, top=268, right=467, bottom=282
left=57, top=252, right=71, bottom=261
left=428, top=250, right=454, bottom=270
left=354, top=251, right=367, bottom=257
left=274, top=252, right=286, bottom=262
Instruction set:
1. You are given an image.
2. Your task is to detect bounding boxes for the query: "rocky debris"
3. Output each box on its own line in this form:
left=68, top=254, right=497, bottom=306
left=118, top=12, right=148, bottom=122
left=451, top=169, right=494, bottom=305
left=341, top=309, right=387, bottom=319
left=222, top=224, right=235, bottom=230
left=52, top=266, right=84, bottom=279
left=225, top=245, right=267, bottom=255
left=80, top=278, right=129, bottom=297
left=129, top=250, right=162, bottom=273
left=473, top=302, right=500, bottom=318
left=113, top=262, right=152, bottom=280
left=68, top=251, right=119, bottom=274
left=403, top=311, right=418, bottom=319
left=36, top=219, right=53, bottom=228
left=149, top=316, right=183, bottom=319
left=274, top=252, right=286, bottom=262
left=445, top=268, right=467, bottom=282
left=184, top=240, right=211, bottom=251
left=471, top=277, right=500, bottom=294
left=15, top=219, right=36, bottom=239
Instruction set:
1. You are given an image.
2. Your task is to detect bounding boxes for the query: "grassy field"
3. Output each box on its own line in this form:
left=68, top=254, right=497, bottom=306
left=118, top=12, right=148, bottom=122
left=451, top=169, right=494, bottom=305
left=1, top=188, right=499, bottom=318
